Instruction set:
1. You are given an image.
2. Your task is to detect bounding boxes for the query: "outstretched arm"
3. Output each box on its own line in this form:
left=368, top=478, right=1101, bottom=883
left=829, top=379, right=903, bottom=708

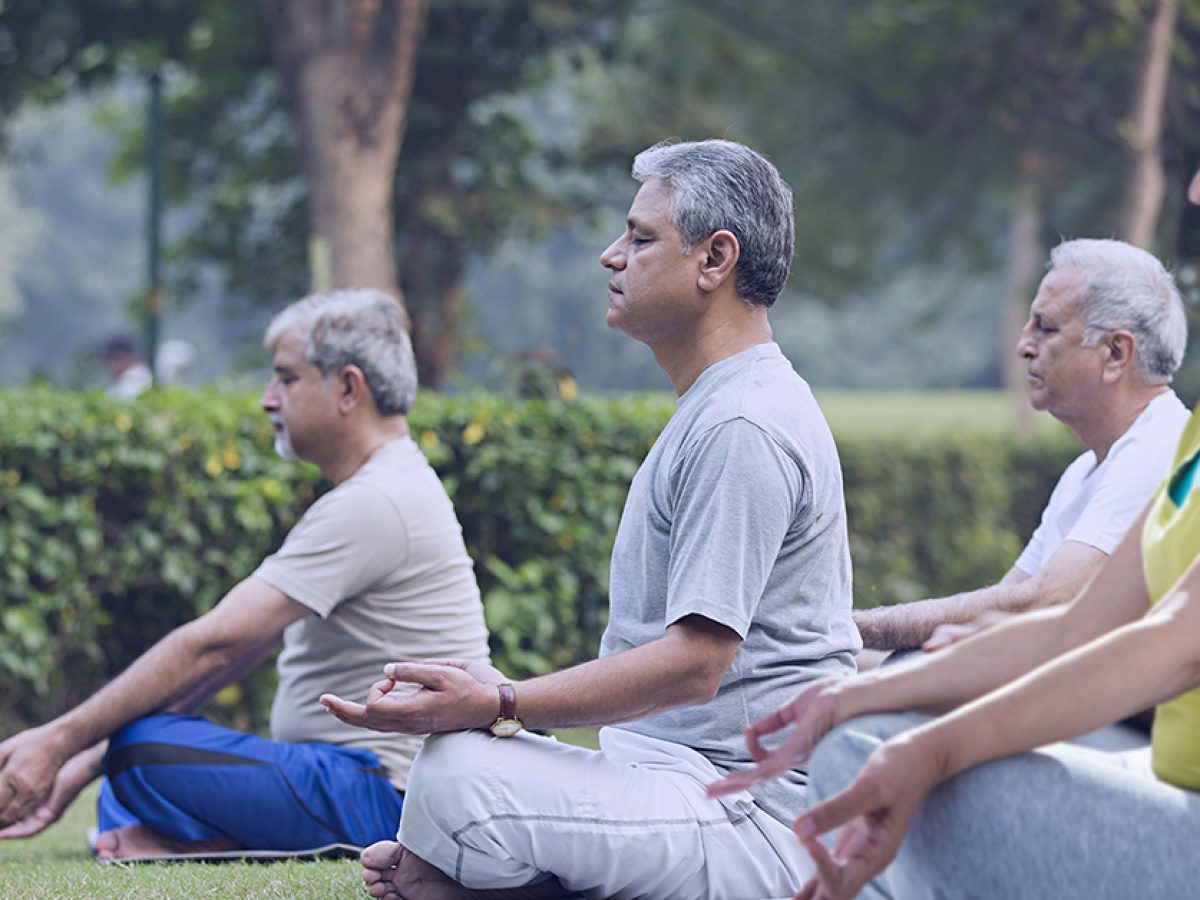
left=321, top=613, right=742, bottom=734
left=794, top=549, right=1200, bottom=900
left=0, top=577, right=308, bottom=830
left=854, top=540, right=1106, bottom=650
left=710, top=505, right=1150, bottom=798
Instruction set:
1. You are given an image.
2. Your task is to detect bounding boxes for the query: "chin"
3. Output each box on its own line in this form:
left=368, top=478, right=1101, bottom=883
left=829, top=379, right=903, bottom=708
left=274, top=434, right=298, bottom=460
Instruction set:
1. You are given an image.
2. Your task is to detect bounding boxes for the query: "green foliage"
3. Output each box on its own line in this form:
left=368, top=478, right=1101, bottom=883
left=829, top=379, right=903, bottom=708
left=843, top=432, right=1078, bottom=608
left=0, top=387, right=1078, bottom=732
left=0, top=386, right=319, bottom=734
left=419, top=390, right=670, bottom=676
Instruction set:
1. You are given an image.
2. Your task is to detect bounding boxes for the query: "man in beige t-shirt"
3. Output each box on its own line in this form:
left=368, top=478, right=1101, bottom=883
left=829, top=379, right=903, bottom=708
left=0, top=290, right=489, bottom=860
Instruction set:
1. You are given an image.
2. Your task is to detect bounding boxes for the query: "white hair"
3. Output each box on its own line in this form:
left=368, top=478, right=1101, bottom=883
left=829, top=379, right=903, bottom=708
left=264, top=289, right=417, bottom=414
left=1049, top=238, right=1187, bottom=384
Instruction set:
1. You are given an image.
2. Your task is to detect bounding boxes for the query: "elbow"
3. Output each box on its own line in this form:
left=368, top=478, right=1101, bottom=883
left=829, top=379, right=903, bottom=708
left=662, top=616, right=741, bottom=707
left=170, top=620, right=242, bottom=677
left=682, top=663, right=727, bottom=706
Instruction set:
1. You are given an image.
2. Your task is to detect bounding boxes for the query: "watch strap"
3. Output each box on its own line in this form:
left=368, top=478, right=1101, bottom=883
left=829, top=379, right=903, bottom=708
left=497, top=681, right=517, bottom=720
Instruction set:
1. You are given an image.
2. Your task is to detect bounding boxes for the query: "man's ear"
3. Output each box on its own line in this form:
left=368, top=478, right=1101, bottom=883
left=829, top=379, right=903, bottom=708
left=1101, top=331, right=1136, bottom=384
left=696, top=230, right=740, bottom=293
left=336, top=365, right=369, bottom=414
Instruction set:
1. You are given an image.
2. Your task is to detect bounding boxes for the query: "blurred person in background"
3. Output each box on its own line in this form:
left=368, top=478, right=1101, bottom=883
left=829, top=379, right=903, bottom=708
left=102, top=334, right=152, bottom=400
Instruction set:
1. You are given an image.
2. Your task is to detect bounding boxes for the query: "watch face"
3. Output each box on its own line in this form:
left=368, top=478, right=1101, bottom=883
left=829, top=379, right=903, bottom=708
left=490, top=718, right=523, bottom=738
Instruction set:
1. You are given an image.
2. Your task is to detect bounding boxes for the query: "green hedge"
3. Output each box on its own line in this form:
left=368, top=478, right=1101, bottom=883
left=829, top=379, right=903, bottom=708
left=0, top=387, right=1079, bottom=732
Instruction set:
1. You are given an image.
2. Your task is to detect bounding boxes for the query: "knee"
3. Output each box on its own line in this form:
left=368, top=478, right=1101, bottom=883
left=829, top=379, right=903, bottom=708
left=104, top=713, right=204, bottom=779
left=407, top=732, right=496, bottom=813
left=108, top=713, right=185, bottom=753
left=808, top=712, right=927, bottom=805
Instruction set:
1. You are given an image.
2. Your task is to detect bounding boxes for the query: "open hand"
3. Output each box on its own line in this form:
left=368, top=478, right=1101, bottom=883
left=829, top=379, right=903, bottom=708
left=923, top=610, right=1017, bottom=653
left=708, top=676, right=845, bottom=798
left=792, top=736, right=940, bottom=900
left=321, top=662, right=503, bottom=735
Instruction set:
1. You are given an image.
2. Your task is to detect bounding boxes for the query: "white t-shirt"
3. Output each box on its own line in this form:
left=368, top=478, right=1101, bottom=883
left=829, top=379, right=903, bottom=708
left=254, top=437, right=489, bottom=789
left=1015, top=390, right=1190, bottom=575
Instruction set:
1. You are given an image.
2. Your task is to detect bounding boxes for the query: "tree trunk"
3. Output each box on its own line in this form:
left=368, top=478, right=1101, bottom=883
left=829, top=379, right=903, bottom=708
left=1002, top=151, right=1045, bottom=437
left=405, top=232, right=464, bottom=391
left=1119, top=0, right=1178, bottom=249
left=262, top=0, right=429, bottom=303
left=426, top=270, right=464, bottom=390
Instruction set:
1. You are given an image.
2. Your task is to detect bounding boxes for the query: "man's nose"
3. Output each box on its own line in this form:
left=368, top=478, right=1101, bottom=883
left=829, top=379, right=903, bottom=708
left=600, top=236, right=625, bottom=270
left=261, top=381, right=279, bottom=411
left=1016, top=326, right=1035, bottom=359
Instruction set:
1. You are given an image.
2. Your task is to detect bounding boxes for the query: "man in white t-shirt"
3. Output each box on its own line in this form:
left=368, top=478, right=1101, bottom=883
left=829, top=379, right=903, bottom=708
left=856, top=239, right=1189, bottom=655
left=0, top=290, right=489, bottom=859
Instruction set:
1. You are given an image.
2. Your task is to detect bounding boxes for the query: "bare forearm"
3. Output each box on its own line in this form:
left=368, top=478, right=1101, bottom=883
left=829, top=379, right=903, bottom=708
left=925, top=613, right=1199, bottom=780
left=855, top=581, right=1051, bottom=651
left=838, top=605, right=1085, bottom=722
left=71, top=742, right=108, bottom=783
left=165, top=634, right=278, bottom=715
left=516, top=645, right=719, bottom=729
left=52, top=624, right=246, bottom=757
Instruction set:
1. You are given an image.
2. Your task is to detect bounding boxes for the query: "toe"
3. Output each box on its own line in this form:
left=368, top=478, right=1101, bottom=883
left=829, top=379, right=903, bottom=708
left=361, top=838, right=406, bottom=871
left=94, top=830, right=119, bottom=861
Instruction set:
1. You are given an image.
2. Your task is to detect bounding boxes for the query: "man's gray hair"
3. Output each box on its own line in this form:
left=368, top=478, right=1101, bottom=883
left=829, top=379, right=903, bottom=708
left=263, top=289, right=417, bottom=415
left=1049, top=238, right=1187, bottom=384
left=631, top=139, right=795, bottom=307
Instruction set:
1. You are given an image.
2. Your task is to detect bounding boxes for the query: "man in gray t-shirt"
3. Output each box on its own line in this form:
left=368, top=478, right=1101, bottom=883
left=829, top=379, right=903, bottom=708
left=326, top=139, right=858, bottom=899
left=605, top=341, right=859, bottom=823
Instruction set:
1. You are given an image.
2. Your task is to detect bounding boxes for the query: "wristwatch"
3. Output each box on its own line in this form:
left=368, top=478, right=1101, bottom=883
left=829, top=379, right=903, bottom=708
left=489, top=682, right=523, bottom=737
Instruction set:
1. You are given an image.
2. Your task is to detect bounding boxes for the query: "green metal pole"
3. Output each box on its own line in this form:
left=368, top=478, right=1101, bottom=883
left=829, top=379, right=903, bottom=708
left=145, top=71, right=164, bottom=386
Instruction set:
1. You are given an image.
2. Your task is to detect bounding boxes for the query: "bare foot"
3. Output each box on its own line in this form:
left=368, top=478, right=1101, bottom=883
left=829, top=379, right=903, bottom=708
left=361, top=840, right=566, bottom=899
left=362, top=839, right=472, bottom=899
left=94, top=824, right=240, bottom=861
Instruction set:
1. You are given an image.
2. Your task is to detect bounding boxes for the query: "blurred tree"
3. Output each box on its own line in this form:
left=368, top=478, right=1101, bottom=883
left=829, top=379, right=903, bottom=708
left=261, top=0, right=427, bottom=300
left=0, top=0, right=631, bottom=387
left=118, top=0, right=631, bottom=388
left=0, top=1, right=199, bottom=125
left=0, top=164, right=42, bottom=327
left=3, top=0, right=1198, bottom=392
left=607, top=0, right=1199, bottom=412
left=1120, top=0, right=1179, bottom=248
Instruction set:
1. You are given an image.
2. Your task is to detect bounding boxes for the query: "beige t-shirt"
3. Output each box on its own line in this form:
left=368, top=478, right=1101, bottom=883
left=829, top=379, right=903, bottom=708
left=254, top=437, right=489, bottom=789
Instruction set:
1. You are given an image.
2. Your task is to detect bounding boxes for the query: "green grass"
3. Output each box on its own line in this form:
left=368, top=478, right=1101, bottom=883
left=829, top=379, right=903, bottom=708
left=814, top=389, right=1069, bottom=438
left=0, top=782, right=363, bottom=898
left=0, top=732, right=602, bottom=898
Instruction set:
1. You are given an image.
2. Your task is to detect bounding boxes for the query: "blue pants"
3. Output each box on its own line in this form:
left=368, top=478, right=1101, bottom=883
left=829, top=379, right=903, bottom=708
left=98, top=713, right=404, bottom=850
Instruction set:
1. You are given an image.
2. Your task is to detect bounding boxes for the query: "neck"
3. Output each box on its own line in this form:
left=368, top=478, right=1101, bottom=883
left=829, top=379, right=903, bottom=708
left=654, top=306, right=774, bottom=396
left=1067, top=385, right=1167, bottom=464
left=321, top=415, right=410, bottom=484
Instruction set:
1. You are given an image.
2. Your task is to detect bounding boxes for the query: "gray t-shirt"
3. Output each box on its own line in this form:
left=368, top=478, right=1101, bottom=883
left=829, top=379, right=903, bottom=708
left=255, top=437, right=489, bottom=789
left=602, top=342, right=860, bottom=824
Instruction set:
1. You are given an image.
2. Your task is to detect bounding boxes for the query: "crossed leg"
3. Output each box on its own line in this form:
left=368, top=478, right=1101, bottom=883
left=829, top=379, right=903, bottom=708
left=95, top=824, right=240, bottom=861
left=360, top=840, right=564, bottom=900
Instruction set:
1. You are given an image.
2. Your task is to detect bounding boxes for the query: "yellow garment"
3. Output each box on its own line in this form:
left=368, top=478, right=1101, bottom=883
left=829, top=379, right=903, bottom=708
left=1144, top=407, right=1200, bottom=789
